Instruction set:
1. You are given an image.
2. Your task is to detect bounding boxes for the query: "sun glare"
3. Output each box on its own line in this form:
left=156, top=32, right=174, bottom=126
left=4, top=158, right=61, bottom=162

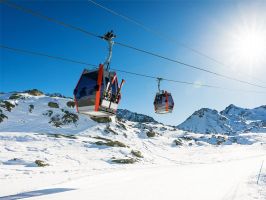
left=227, top=18, right=266, bottom=70
left=231, top=27, right=266, bottom=66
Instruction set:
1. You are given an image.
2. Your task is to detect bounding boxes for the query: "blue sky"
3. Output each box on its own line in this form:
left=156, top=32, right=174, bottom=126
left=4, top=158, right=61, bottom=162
left=1, top=0, right=266, bottom=125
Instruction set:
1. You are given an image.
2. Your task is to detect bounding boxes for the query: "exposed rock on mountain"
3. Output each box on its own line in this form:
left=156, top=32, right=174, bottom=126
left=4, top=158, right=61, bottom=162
left=116, top=109, right=157, bottom=123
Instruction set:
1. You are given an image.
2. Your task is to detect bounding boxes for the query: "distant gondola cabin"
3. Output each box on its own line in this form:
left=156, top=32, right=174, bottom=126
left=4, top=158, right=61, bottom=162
left=154, top=91, right=174, bottom=114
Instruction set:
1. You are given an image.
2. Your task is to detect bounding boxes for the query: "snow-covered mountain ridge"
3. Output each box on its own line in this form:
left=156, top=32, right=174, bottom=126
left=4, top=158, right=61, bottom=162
left=0, top=90, right=258, bottom=145
left=178, top=104, right=266, bottom=134
left=1, top=90, right=265, bottom=135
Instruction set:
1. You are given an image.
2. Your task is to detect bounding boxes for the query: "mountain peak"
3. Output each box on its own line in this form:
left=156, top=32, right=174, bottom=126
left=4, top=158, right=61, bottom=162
left=192, top=108, right=218, bottom=118
left=254, top=105, right=266, bottom=110
left=221, top=104, right=248, bottom=115
left=178, top=107, right=230, bottom=134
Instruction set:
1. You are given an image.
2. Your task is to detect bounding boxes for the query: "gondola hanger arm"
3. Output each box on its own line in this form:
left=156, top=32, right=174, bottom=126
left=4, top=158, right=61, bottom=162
left=102, top=30, right=116, bottom=71
left=157, top=77, right=163, bottom=93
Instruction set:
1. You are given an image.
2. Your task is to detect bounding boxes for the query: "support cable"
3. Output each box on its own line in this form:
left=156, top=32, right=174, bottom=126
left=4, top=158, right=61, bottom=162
left=1, top=44, right=266, bottom=94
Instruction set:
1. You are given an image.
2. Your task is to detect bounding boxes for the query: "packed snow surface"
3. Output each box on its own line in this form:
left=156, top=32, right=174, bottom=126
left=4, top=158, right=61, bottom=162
left=0, top=92, right=266, bottom=199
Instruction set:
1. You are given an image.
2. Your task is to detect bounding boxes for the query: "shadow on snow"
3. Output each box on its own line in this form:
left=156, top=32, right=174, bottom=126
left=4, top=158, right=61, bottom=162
left=0, top=188, right=76, bottom=200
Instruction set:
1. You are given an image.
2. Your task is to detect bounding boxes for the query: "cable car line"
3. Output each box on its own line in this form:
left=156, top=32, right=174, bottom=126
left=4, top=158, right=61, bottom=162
left=114, top=42, right=266, bottom=89
left=112, top=68, right=219, bottom=89
left=1, top=44, right=266, bottom=95
left=0, top=45, right=96, bottom=66
left=88, top=0, right=266, bottom=85
left=88, top=0, right=225, bottom=64
left=1, top=0, right=266, bottom=90
left=0, top=0, right=101, bottom=39
left=114, top=69, right=266, bottom=94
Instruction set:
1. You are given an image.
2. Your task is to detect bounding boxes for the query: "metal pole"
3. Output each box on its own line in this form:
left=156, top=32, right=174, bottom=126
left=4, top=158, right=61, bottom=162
left=102, top=31, right=116, bottom=98
left=157, top=78, right=162, bottom=93
left=257, top=160, right=264, bottom=185
left=102, top=31, right=116, bottom=71
left=104, top=39, right=114, bottom=71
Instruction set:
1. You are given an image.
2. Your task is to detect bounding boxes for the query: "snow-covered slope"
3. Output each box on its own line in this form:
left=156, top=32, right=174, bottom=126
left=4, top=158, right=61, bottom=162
left=0, top=91, right=94, bottom=134
left=178, top=105, right=266, bottom=134
left=1, top=90, right=266, bottom=199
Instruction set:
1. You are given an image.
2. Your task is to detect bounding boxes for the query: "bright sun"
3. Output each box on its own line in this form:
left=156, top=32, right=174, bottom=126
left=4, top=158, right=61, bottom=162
left=229, top=23, right=266, bottom=69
